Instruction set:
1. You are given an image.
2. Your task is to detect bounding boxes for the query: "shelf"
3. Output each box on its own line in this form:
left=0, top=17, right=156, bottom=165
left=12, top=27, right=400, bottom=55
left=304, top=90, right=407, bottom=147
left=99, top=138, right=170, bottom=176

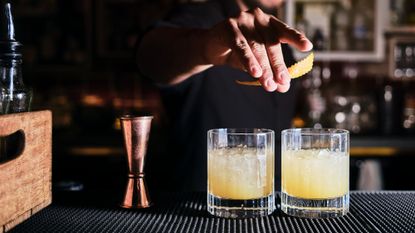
left=286, top=0, right=388, bottom=61
left=385, top=26, right=415, bottom=35
left=350, top=136, right=415, bottom=157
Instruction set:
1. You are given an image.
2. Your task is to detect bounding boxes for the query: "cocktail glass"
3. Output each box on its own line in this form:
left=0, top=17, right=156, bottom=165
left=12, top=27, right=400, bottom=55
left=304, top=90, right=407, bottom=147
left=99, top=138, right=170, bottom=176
left=207, top=128, right=275, bottom=218
left=281, top=128, right=349, bottom=218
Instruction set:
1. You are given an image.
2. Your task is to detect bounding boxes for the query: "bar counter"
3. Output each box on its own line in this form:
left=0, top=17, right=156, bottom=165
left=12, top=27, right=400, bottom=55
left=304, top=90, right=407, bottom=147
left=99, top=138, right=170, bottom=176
left=9, top=191, right=415, bottom=233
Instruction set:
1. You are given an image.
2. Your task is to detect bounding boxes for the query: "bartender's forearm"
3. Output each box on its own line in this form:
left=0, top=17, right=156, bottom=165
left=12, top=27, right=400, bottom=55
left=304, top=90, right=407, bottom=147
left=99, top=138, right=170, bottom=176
left=137, top=28, right=214, bottom=85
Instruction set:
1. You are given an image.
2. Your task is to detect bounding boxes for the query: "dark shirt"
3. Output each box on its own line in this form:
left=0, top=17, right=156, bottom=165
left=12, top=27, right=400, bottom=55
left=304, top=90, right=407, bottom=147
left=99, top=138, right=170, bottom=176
left=144, top=0, right=298, bottom=192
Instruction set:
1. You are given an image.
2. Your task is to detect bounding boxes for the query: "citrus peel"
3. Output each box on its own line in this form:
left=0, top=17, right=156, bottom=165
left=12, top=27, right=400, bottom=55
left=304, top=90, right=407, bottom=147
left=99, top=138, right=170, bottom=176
left=236, top=52, right=314, bottom=86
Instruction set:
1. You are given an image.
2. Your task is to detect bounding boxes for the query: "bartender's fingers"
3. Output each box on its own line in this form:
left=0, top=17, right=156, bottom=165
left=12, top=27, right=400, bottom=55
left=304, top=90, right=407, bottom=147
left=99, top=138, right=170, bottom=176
left=226, top=19, right=262, bottom=78
left=254, top=8, right=289, bottom=92
left=269, top=17, right=313, bottom=52
left=253, top=42, right=278, bottom=92
left=252, top=41, right=278, bottom=92
left=239, top=12, right=277, bottom=92
left=276, top=82, right=290, bottom=93
left=268, top=44, right=291, bottom=89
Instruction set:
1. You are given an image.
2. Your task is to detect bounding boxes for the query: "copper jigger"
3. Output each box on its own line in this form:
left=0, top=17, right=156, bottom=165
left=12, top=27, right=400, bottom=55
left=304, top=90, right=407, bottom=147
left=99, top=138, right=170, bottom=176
left=120, top=115, right=153, bottom=209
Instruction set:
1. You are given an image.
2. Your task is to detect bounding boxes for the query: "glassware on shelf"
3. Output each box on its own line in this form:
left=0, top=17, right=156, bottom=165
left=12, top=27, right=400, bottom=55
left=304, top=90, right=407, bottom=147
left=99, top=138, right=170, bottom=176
left=325, top=65, right=378, bottom=134
left=402, top=82, right=415, bottom=134
left=288, top=0, right=383, bottom=61
left=302, top=65, right=328, bottom=129
left=377, top=79, right=405, bottom=135
left=392, top=42, right=415, bottom=79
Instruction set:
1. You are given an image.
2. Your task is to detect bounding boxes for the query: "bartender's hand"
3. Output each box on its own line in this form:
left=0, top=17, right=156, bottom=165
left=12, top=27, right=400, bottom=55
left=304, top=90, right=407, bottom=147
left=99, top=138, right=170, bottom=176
left=206, top=7, right=313, bottom=92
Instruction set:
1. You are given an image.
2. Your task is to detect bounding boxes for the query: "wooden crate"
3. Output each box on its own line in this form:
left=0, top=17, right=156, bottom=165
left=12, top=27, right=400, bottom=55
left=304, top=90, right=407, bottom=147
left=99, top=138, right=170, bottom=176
left=0, top=111, right=52, bottom=232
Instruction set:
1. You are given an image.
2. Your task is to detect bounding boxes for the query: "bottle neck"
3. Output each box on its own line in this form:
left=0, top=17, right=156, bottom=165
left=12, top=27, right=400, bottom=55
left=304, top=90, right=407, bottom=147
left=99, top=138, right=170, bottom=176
left=0, top=59, right=23, bottom=89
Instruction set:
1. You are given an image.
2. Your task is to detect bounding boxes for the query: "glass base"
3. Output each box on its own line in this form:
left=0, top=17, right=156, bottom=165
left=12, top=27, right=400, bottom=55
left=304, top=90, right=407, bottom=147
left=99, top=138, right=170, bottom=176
left=281, top=192, right=349, bottom=218
left=207, top=193, right=275, bottom=218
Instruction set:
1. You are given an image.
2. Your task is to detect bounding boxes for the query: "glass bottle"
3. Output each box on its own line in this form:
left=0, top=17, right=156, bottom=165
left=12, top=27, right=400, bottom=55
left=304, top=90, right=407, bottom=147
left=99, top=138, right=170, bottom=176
left=0, top=3, right=32, bottom=163
left=0, top=3, right=32, bottom=114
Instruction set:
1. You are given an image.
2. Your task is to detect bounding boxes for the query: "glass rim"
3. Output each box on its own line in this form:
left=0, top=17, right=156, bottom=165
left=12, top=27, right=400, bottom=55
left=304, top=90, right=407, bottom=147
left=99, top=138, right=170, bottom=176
left=282, top=128, right=349, bottom=136
left=119, top=115, right=153, bottom=120
left=208, top=128, right=274, bottom=136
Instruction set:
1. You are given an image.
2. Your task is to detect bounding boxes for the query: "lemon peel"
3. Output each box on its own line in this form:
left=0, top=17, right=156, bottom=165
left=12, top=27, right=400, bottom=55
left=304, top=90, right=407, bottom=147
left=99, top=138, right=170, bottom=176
left=236, top=52, right=314, bottom=86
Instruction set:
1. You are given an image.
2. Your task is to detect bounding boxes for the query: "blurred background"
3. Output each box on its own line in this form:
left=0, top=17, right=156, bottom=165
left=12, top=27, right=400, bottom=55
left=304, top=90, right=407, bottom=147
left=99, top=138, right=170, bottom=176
left=8, top=0, right=415, bottom=194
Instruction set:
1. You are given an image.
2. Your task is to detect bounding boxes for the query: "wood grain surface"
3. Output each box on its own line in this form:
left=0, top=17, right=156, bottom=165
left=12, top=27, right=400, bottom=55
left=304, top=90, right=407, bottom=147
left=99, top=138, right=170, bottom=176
left=0, top=111, right=52, bottom=232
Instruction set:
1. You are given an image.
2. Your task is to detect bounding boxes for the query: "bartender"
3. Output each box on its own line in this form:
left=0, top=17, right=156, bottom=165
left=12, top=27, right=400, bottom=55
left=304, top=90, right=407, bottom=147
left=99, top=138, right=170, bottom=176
left=136, top=0, right=313, bottom=191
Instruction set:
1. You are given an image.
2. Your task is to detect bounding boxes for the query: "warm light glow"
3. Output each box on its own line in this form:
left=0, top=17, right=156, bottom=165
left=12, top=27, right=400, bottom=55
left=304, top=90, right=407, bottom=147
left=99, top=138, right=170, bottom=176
left=82, top=95, right=105, bottom=107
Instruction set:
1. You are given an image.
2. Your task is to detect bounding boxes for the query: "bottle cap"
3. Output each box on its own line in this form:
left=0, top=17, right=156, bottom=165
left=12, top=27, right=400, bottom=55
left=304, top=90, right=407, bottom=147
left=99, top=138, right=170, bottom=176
left=0, top=3, right=22, bottom=60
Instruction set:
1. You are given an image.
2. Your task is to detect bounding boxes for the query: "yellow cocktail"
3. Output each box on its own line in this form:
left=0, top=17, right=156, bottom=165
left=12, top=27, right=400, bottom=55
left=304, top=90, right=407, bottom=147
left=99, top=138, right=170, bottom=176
left=282, top=149, right=349, bottom=199
left=208, top=147, right=274, bottom=200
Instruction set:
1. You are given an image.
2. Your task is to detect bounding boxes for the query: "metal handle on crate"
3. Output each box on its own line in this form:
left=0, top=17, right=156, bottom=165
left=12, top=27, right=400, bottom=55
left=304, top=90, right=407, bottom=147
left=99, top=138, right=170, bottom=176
left=0, top=129, right=25, bottom=164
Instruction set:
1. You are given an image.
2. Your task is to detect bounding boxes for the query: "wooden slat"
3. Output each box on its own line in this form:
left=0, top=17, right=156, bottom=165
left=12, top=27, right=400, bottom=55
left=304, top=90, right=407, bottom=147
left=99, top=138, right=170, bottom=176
left=3, top=210, right=31, bottom=232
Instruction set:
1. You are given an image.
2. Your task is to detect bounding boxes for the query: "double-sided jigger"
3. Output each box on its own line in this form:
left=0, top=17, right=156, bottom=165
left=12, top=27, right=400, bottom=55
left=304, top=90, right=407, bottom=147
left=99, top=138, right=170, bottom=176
left=120, top=115, right=153, bottom=209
